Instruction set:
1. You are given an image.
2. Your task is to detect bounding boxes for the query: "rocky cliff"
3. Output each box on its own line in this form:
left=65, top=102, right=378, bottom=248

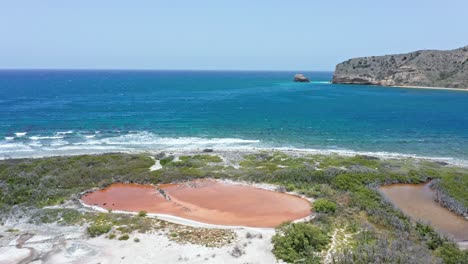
left=332, top=46, right=468, bottom=89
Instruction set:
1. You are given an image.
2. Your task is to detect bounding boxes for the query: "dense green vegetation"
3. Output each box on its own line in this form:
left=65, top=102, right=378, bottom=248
left=313, top=199, right=336, bottom=214
left=0, top=154, right=155, bottom=208
left=0, top=151, right=467, bottom=263
left=272, top=223, right=330, bottom=264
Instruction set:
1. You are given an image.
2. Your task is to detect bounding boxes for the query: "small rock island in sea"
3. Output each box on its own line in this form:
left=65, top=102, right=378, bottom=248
left=332, top=45, right=468, bottom=89
left=294, top=73, right=310, bottom=82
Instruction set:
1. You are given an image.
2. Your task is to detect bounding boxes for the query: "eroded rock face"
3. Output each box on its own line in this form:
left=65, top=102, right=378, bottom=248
left=332, top=46, right=468, bottom=89
left=294, top=74, right=310, bottom=82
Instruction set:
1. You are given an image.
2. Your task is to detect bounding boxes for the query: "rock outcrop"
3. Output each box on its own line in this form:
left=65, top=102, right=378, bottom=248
left=332, top=46, right=468, bottom=89
left=294, top=74, right=310, bottom=82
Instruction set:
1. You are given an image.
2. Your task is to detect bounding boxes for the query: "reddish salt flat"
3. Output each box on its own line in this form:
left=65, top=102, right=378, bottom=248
left=81, top=179, right=311, bottom=228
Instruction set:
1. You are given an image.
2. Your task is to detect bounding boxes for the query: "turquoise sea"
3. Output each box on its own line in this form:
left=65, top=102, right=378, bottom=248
left=1, top=70, right=468, bottom=163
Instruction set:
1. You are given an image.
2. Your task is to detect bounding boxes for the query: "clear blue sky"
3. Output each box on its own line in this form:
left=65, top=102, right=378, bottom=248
left=1, top=0, right=467, bottom=71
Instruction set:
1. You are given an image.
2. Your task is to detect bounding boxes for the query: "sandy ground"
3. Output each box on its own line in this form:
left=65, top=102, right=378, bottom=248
left=0, top=223, right=281, bottom=264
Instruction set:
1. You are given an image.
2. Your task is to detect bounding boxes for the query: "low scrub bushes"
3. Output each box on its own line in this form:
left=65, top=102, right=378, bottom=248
left=0, top=154, right=155, bottom=207
left=87, top=223, right=112, bottom=237
left=118, top=234, right=130, bottom=240
left=332, top=231, right=442, bottom=264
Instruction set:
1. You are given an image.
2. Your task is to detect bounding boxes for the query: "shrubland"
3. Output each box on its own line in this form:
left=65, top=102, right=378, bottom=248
left=0, top=151, right=467, bottom=263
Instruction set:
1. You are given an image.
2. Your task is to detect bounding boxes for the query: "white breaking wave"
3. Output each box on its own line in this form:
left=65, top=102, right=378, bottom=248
left=0, top=131, right=262, bottom=160
left=15, top=132, right=27, bottom=137
left=4, top=137, right=14, bottom=140
left=55, top=131, right=74, bottom=135
left=50, top=139, right=68, bottom=146
left=0, top=131, right=467, bottom=167
left=30, top=136, right=64, bottom=140
left=0, top=142, right=34, bottom=153
left=69, top=132, right=260, bottom=148
left=98, top=132, right=260, bottom=146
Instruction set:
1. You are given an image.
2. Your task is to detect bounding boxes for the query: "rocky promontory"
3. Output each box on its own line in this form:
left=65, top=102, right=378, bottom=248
left=332, top=46, right=468, bottom=89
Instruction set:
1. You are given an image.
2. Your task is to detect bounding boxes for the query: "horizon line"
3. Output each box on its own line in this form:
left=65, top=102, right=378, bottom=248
left=0, top=68, right=334, bottom=73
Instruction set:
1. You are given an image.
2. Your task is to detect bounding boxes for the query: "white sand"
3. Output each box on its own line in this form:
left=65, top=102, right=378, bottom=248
left=149, top=156, right=162, bottom=171
left=0, top=224, right=282, bottom=264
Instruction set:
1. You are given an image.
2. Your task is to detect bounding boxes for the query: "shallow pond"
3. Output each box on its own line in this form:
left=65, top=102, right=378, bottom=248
left=380, top=183, right=468, bottom=241
left=81, top=179, right=311, bottom=228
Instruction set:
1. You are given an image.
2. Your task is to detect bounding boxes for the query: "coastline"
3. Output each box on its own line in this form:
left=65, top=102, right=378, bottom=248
left=30, top=147, right=468, bottom=167
left=393, top=85, right=468, bottom=92
left=334, top=82, right=468, bottom=92
left=2, top=143, right=468, bottom=167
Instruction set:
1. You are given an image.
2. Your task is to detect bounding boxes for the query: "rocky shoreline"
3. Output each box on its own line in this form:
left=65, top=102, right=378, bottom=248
left=332, top=45, right=468, bottom=89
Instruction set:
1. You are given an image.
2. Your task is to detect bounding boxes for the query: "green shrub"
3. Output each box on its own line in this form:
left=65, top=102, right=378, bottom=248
left=415, top=222, right=444, bottom=250
left=435, top=242, right=468, bottom=264
left=87, top=224, right=112, bottom=237
left=351, top=187, right=381, bottom=210
left=134, top=238, right=140, bottom=242
left=138, top=210, right=147, bottom=217
left=272, top=223, right=329, bottom=263
left=313, top=199, right=336, bottom=214
left=332, top=174, right=363, bottom=190
left=159, top=156, right=175, bottom=165
left=192, top=155, right=223, bottom=163
left=118, top=234, right=130, bottom=240
left=30, top=208, right=83, bottom=225
left=108, top=233, right=116, bottom=239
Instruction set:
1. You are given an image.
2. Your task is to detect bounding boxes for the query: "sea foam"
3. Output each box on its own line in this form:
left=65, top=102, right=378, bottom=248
left=30, top=136, right=64, bottom=140
left=0, top=131, right=467, bottom=167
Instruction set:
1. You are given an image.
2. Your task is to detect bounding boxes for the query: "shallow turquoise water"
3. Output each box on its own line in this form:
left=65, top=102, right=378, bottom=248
left=0, top=70, right=467, bottom=161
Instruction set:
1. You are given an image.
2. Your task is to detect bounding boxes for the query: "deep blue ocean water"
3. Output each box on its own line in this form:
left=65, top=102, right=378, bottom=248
left=1, top=70, right=468, bottom=162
